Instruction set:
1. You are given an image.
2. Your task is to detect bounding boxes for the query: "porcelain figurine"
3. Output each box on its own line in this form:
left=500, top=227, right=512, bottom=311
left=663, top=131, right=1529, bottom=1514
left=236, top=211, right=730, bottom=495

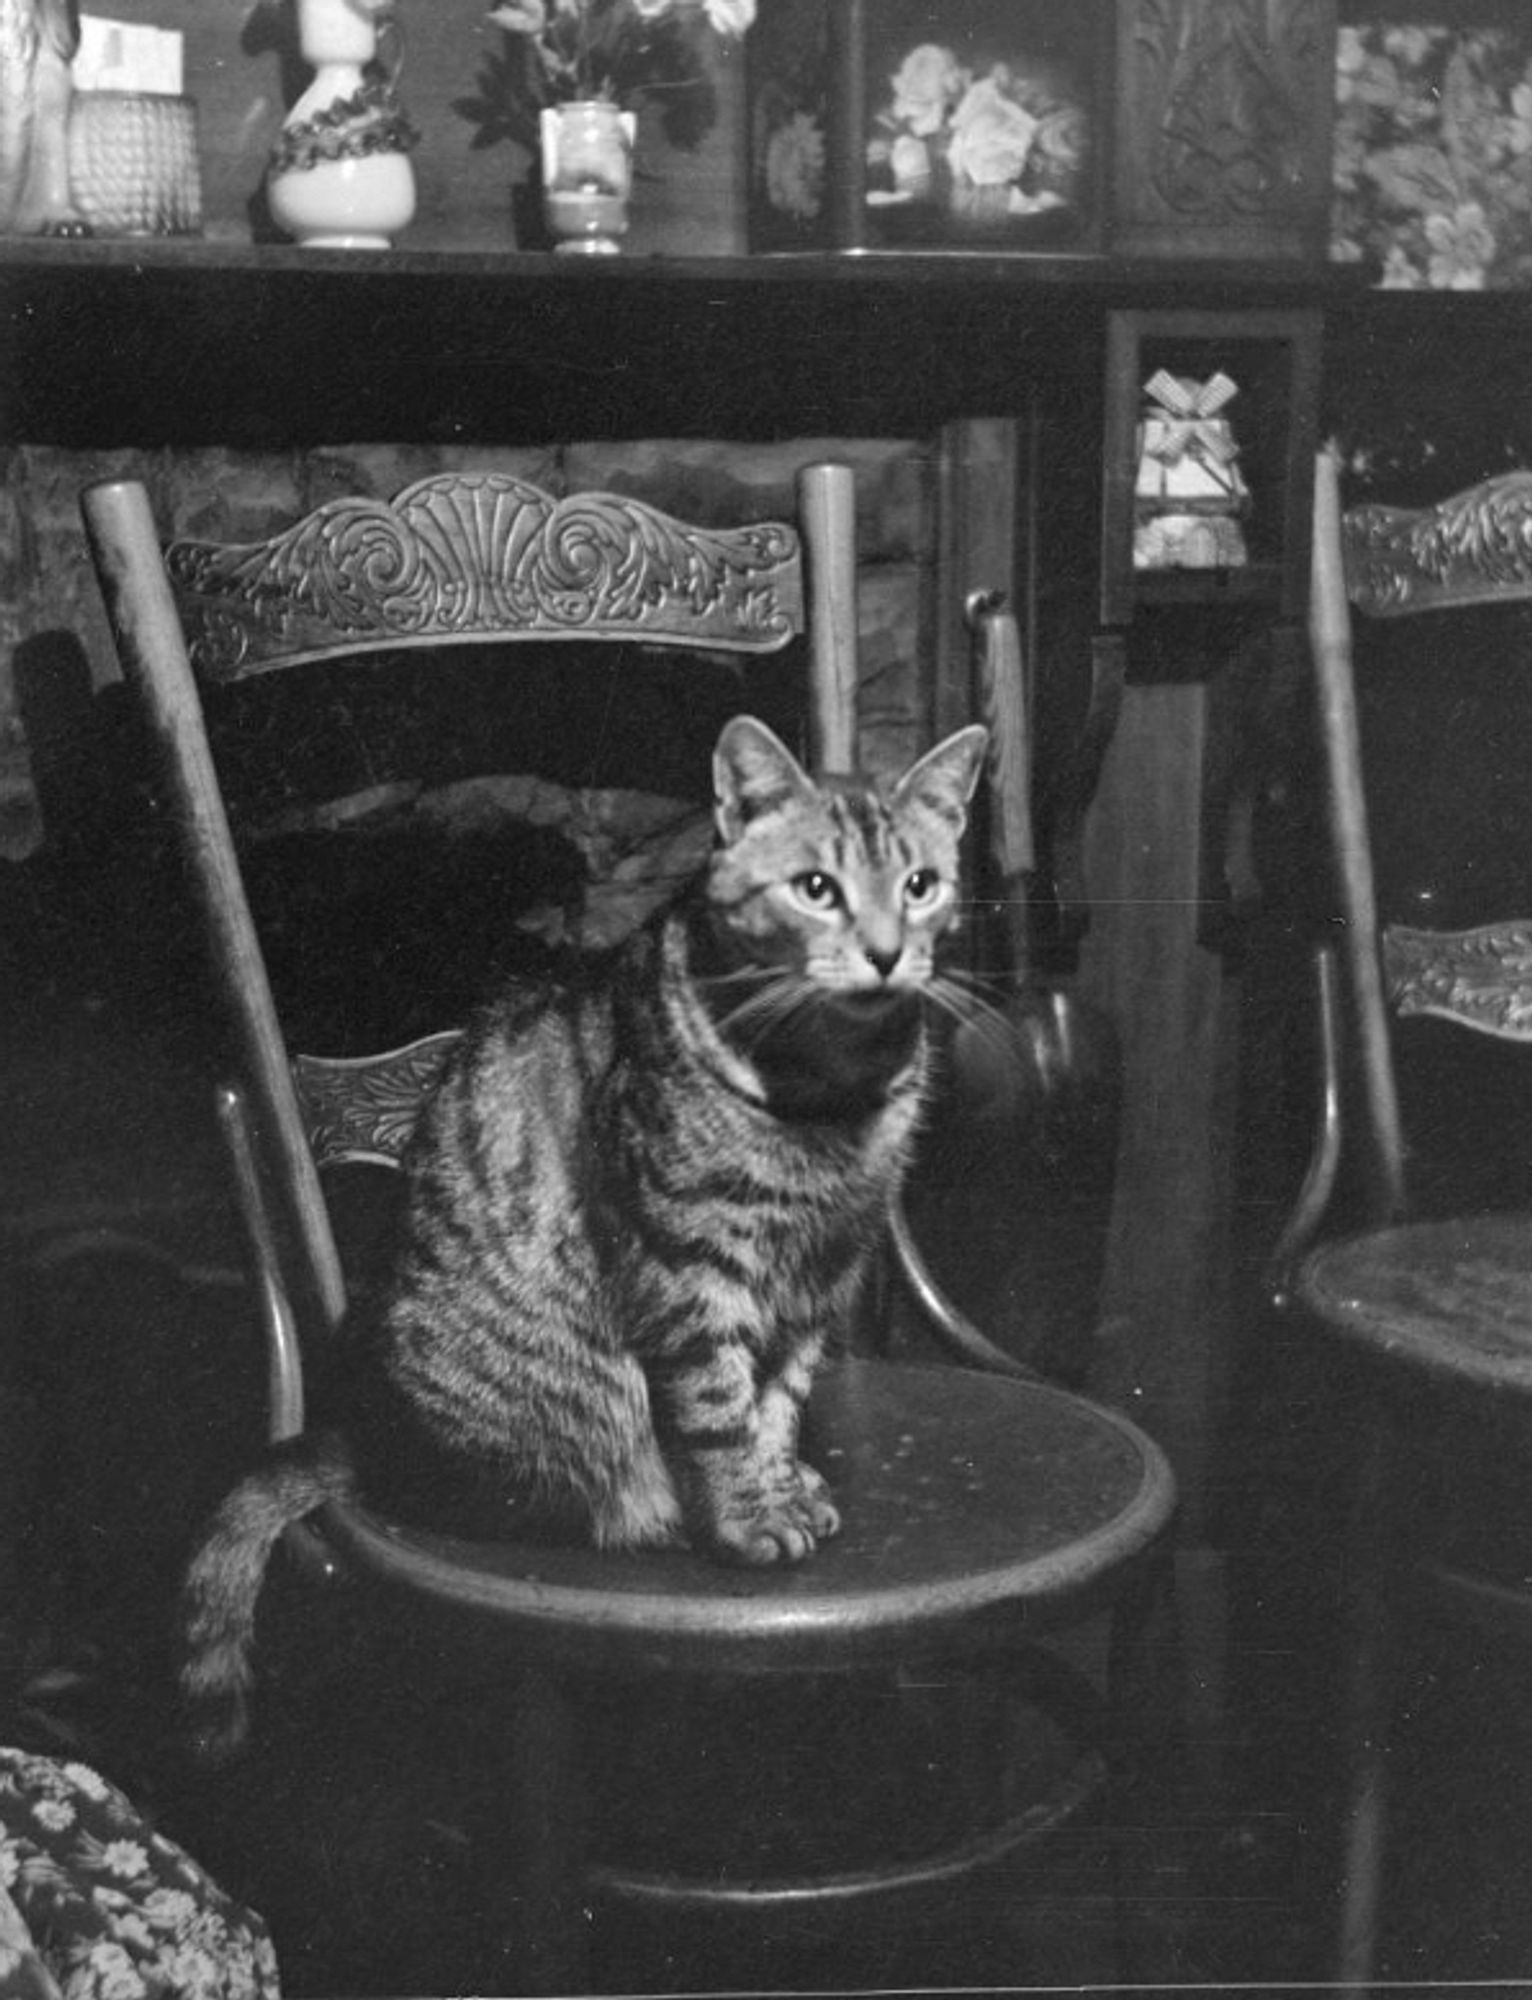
left=266, top=0, right=418, bottom=249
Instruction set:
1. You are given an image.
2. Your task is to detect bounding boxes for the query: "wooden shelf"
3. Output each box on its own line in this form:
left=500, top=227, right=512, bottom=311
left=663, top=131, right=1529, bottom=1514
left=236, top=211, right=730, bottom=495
left=6, top=235, right=1526, bottom=454
left=2, top=238, right=1368, bottom=448
left=0, top=234, right=1368, bottom=290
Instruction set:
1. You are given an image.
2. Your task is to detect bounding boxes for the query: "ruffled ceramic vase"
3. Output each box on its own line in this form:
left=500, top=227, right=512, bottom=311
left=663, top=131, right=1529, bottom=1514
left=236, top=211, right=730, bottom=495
left=539, top=97, right=637, bottom=255
left=266, top=0, right=418, bottom=249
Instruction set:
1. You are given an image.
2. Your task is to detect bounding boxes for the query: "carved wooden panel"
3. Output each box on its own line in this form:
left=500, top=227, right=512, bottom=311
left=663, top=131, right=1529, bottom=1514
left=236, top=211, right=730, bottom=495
left=1112, top=0, right=1335, bottom=260
left=294, top=1032, right=463, bottom=1167
left=1383, top=922, right=1532, bottom=1042
left=165, top=473, right=806, bottom=683
left=1343, top=472, right=1532, bottom=619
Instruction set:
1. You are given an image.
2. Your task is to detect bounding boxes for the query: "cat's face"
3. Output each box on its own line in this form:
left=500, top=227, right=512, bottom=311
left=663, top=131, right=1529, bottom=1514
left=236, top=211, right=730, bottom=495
left=707, top=715, right=987, bottom=997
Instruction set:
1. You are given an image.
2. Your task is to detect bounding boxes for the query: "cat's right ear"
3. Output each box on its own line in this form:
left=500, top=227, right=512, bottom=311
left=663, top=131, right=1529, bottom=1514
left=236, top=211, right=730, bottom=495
left=713, top=715, right=813, bottom=843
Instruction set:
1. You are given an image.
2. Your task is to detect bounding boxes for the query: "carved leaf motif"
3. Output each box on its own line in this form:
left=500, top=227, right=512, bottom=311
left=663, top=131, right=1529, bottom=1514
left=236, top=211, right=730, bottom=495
left=294, top=1031, right=463, bottom=1167
left=1136, top=0, right=1321, bottom=221
left=165, top=473, right=804, bottom=683
left=1383, top=922, right=1532, bottom=1041
left=1344, top=473, right=1532, bottom=616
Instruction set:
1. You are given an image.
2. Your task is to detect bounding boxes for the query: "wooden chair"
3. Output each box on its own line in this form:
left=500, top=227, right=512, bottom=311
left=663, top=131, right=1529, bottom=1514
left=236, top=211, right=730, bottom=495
left=82, top=464, right=1178, bottom=1994
left=1275, top=445, right=1532, bottom=1993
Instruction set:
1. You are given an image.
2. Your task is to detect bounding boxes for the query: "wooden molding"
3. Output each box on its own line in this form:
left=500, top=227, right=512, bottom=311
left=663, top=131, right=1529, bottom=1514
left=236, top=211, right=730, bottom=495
left=294, top=1033, right=464, bottom=1168
left=1383, top=921, right=1532, bottom=1042
left=1113, top=0, right=1336, bottom=260
left=166, top=473, right=805, bottom=682
left=1344, top=471, right=1532, bottom=618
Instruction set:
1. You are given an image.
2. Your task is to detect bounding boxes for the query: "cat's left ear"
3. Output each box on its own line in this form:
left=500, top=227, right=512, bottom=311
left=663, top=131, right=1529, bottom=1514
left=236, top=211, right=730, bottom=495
left=713, top=714, right=815, bottom=843
left=892, top=724, right=989, bottom=830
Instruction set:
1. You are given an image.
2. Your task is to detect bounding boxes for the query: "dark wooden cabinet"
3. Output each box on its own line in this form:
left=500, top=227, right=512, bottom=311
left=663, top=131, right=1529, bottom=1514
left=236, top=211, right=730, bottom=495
left=1, top=239, right=1349, bottom=448
left=8, top=239, right=1515, bottom=457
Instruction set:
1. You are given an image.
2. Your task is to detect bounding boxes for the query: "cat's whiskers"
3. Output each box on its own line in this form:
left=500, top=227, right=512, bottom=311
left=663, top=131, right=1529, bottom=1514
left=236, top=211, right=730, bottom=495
left=930, top=962, right=1022, bottom=1013
left=715, top=969, right=824, bottom=1051
left=718, top=971, right=816, bottom=1032
left=932, top=960, right=1003, bottom=997
left=696, top=963, right=781, bottom=992
left=922, top=976, right=1025, bottom=1078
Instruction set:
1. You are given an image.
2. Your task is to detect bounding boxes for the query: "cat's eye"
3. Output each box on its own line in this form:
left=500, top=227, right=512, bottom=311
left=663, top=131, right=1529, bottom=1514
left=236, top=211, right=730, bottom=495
left=792, top=870, right=843, bottom=910
left=903, top=869, right=941, bottom=906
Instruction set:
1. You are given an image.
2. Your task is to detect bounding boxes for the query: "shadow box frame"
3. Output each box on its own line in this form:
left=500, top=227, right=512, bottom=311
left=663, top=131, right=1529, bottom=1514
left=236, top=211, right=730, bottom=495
left=1099, top=308, right=1325, bottom=629
left=747, top=0, right=1113, bottom=256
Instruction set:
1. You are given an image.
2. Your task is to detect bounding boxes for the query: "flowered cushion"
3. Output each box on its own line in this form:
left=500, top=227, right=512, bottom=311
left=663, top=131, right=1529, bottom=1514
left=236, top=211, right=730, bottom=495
left=0, top=1750, right=279, bottom=2000
left=1333, top=21, right=1532, bottom=291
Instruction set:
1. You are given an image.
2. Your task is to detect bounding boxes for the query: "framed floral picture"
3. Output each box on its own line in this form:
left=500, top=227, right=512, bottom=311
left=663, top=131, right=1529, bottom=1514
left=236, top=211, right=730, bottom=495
left=748, top=0, right=1106, bottom=252
left=1332, top=7, right=1532, bottom=288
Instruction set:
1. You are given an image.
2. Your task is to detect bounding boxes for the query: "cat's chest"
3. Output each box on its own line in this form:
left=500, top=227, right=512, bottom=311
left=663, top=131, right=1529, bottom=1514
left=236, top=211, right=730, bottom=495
left=606, top=1073, right=917, bottom=1245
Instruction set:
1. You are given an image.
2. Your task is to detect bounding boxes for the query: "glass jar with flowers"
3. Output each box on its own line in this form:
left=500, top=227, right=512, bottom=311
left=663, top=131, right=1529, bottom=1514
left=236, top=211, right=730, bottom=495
left=455, top=0, right=755, bottom=254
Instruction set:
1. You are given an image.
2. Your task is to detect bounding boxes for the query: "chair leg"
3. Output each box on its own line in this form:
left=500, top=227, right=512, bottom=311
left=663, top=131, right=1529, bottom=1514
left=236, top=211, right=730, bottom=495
left=478, top=1666, right=591, bottom=1996
left=1337, top=1731, right=1387, bottom=1996
left=1105, top=1542, right=1185, bottom=1980
left=1336, top=1410, right=1396, bottom=1998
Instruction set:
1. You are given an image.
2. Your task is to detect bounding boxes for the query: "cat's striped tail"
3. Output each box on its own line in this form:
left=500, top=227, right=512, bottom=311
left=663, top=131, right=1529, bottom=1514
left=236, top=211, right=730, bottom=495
left=179, top=1430, right=354, bottom=1764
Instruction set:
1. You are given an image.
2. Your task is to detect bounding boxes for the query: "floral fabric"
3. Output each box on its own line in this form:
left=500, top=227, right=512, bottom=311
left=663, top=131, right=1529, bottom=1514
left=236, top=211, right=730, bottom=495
left=0, top=1751, right=279, bottom=2000
left=459, top=0, right=752, bottom=157
left=1333, top=20, right=1532, bottom=290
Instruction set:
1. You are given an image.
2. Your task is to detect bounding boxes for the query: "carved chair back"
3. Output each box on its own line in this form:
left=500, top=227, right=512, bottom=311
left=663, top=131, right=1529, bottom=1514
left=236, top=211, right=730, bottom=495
left=81, top=465, right=863, bottom=1426
left=1289, top=445, right=1532, bottom=1257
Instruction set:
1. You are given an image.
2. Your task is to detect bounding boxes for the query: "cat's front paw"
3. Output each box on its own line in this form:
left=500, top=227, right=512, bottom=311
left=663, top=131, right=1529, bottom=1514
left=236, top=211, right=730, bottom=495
left=705, top=1470, right=840, bottom=1567
left=710, top=1508, right=819, bottom=1565
left=793, top=1460, right=842, bottom=1542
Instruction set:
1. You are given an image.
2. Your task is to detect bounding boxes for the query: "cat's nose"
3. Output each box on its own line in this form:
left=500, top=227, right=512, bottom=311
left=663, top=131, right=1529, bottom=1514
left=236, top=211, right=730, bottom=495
left=864, top=945, right=901, bottom=982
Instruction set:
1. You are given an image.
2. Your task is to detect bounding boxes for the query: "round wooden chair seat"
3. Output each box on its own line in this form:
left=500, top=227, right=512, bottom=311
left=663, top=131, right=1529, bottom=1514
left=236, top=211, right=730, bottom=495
left=1296, top=1214, right=1532, bottom=1986
left=1298, top=1214, right=1532, bottom=1401
left=316, top=1360, right=1177, bottom=1678
left=308, top=1358, right=1176, bottom=1978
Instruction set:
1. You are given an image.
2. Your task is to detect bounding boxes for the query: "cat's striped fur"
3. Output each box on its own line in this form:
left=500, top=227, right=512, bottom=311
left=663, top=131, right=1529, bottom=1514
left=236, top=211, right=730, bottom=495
left=181, top=714, right=987, bottom=1759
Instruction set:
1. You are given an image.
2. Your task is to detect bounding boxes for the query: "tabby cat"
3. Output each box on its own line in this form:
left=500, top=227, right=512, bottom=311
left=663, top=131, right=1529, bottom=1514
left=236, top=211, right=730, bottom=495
left=181, top=713, right=987, bottom=1759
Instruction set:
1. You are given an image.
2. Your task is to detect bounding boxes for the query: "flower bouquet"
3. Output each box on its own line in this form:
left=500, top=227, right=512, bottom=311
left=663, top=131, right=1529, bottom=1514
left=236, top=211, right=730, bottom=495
left=866, top=42, right=1089, bottom=232
left=456, top=0, right=755, bottom=156
left=748, top=0, right=1096, bottom=254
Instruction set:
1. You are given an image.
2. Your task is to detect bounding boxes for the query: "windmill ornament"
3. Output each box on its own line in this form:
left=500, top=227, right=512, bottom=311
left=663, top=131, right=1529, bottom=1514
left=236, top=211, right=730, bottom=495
left=1133, top=368, right=1250, bottom=571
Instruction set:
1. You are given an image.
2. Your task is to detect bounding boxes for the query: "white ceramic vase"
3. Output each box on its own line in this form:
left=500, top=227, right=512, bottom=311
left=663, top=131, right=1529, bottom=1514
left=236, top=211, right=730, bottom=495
left=540, top=98, right=637, bottom=255
left=266, top=0, right=416, bottom=250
